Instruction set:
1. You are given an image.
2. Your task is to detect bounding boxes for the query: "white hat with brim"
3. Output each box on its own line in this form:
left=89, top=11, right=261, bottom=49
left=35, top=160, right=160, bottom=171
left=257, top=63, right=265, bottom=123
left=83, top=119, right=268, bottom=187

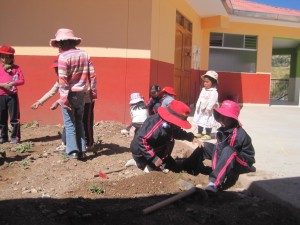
left=129, top=93, right=144, bottom=104
left=201, top=70, right=218, bottom=83
left=50, top=28, right=82, bottom=48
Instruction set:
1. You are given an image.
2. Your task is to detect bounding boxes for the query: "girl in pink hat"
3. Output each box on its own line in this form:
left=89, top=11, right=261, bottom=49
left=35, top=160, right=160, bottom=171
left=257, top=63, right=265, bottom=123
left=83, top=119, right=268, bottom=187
left=181, top=100, right=255, bottom=192
left=49, top=28, right=97, bottom=159
left=0, top=45, right=25, bottom=144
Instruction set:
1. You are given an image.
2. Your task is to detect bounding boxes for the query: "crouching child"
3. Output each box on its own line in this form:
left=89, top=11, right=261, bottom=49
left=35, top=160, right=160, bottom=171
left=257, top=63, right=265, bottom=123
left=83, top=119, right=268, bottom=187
left=182, top=100, right=255, bottom=192
left=130, top=100, right=201, bottom=173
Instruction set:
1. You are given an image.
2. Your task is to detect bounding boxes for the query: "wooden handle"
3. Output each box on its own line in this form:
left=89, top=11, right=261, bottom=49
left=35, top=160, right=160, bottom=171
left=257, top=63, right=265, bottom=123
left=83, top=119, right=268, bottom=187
left=142, top=187, right=198, bottom=215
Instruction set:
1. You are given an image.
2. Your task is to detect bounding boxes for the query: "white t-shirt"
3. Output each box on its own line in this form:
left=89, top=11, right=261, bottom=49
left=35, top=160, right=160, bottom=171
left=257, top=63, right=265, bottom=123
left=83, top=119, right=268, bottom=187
left=130, top=106, right=148, bottom=123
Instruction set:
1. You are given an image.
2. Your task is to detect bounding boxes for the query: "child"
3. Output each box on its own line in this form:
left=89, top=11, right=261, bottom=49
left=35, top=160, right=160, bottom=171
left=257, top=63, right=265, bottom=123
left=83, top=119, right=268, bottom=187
left=0, top=45, right=25, bottom=144
left=193, top=70, right=219, bottom=140
left=182, top=100, right=255, bottom=192
left=147, top=85, right=161, bottom=115
left=31, top=57, right=95, bottom=151
left=160, top=86, right=176, bottom=107
left=121, top=93, right=148, bottom=136
left=130, top=100, right=201, bottom=173
left=49, top=28, right=97, bottom=159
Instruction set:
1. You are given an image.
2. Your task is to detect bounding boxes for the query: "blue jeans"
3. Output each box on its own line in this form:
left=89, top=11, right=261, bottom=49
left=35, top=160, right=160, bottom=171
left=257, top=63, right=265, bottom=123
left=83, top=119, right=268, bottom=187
left=61, top=92, right=86, bottom=154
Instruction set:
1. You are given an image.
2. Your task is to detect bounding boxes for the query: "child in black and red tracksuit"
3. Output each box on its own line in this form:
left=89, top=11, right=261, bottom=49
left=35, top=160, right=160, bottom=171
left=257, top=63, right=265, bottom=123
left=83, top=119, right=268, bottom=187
left=182, top=100, right=255, bottom=192
left=0, top=45, right=25, bottom=144
left=130, top=100, right=202, bottom=173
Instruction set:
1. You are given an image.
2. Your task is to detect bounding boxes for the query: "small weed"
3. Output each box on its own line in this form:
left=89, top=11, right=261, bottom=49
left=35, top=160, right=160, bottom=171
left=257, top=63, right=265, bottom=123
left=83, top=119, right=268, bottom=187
left=15, top=142, right=33, bottom=153
left=175, top=173, right=182, bottom=179
left=89, top=183, right=105, bottom=194
left=61, top=154, right=67, bottom=161
left=21, top=159, right=29, bottom=169
left=22, top=121, right=39, bottom=128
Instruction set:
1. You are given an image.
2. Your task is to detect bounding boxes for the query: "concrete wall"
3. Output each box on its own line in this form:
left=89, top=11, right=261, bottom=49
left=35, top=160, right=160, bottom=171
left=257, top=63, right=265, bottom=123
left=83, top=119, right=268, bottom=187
left=0, top=0, right=153, bottom=125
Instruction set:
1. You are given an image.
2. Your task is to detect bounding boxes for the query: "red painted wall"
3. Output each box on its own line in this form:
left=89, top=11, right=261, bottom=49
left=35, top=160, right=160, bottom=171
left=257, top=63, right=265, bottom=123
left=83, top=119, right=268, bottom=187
left=16, top=56, right=151, bottom=126
left=14, top=56, right=270, bottom=126
left=216, top=71, right=270, bottom=104
left=150, top=59, right=174, bottom=88
left=190, top=69, right=202, bottom=106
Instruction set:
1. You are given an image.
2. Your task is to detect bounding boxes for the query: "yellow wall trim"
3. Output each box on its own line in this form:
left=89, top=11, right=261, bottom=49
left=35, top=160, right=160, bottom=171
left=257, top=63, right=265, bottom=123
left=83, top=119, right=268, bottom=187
left=14, top=47, right=151, bottom=59
left=201, top=16, right=229, bottom=29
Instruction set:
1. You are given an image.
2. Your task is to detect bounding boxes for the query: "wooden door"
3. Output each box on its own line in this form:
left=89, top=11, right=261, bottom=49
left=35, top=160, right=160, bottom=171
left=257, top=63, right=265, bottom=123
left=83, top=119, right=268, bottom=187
left=174, top=24, right=192, bottom=105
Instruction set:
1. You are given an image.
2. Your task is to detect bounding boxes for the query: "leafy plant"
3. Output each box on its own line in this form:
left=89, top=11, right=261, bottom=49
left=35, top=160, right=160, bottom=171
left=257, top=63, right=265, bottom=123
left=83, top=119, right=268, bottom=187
left=15, top=142, right=33, bottom=153
left=21, top=159, right=29, bottom=169
left=89, top=184, right=105, bottom=194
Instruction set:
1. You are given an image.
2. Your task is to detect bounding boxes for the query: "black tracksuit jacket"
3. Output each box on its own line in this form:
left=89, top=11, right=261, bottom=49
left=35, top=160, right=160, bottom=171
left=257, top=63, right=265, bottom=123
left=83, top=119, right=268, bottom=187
left=130, top=114, right=194, bottom=164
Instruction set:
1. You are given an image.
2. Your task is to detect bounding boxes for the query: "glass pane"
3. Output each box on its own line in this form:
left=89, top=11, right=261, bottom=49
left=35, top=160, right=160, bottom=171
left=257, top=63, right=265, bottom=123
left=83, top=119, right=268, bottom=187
left=210, top=33, right=223, bottom=47
left=209, top=48, right=257, bottom=73
left=224, top=34, right=244, bottom=48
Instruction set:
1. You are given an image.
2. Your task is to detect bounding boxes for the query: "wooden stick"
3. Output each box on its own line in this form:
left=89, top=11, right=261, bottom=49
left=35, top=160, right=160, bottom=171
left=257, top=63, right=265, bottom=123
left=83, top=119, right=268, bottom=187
left=142, top=187, right=198, bottom=215
left=93, top=167, right=126, bottom=177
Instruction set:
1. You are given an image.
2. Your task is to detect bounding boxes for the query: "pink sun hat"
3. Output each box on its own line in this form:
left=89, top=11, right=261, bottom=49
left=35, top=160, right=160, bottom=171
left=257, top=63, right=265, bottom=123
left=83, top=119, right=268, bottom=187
left=50, top=28, right=82, bottom=48
left=214, top=100, right=241, bottom=123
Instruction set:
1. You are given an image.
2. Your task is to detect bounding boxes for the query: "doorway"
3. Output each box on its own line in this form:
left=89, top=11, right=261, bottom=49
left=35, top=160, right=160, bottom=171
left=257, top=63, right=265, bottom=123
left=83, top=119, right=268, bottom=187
left=174, top=12, right=192, bottom=105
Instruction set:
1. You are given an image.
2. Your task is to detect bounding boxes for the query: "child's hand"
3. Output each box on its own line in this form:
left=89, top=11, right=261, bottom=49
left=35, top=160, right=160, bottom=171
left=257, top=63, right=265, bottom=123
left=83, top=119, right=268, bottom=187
left=31, top=101, right=40, bottom=109
left=193, top=137, right=204, bottom=148
left=1, top=82, right=12, bottom=90
left=154, top=158, right=163, bottom=167
left=50, top=102, right=60, bottom=110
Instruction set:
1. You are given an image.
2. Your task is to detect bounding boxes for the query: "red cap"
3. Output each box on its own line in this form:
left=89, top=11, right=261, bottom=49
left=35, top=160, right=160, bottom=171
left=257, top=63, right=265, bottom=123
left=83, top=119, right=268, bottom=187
left=0, top=45, right=15, bottom=55
left=161, top=86, right=176, bottom=96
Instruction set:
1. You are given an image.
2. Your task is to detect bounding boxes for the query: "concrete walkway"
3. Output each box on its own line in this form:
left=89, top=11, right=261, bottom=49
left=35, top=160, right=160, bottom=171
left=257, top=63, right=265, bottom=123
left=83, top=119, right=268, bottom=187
left=182, top=104, right=300, bottom=216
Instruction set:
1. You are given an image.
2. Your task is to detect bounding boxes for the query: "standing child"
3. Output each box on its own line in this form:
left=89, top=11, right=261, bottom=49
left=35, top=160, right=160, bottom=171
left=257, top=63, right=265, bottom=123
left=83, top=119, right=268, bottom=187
left=121, top=93, right=148, bottom=136
left=0, top=45, right=25, bottom=144
left=49, top=28, right=97, bottom=159
left=182, top=100, right=255, bottom=192
left=193, top=70, right=219, bottom=140
left=147, top=85, right=161, bottom=115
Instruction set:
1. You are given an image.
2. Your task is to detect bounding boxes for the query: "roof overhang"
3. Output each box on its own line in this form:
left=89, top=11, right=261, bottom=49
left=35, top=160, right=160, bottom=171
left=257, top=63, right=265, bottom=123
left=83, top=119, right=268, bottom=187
left=185, top=0, right=300, bottom=28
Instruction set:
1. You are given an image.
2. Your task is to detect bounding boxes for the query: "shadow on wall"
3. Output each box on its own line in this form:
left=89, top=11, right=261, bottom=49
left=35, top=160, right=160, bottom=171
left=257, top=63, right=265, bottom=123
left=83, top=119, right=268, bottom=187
left=217, top=72, right=242, bottom=104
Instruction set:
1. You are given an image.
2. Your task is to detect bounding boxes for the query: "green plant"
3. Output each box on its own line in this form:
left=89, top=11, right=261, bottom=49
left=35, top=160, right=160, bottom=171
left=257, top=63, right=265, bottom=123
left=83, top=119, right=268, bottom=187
left=15, top=142, right=33, bottom=153
left=89, top=184, right=105, bottom=194
left=22, top=121, right=39, bottom=128
left=21, top=159, right=29, bottom=169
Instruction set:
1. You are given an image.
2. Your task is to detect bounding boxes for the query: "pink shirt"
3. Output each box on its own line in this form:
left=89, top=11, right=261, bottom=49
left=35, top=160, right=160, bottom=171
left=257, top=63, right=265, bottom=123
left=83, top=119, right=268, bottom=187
left=58, top=49, right=97, bottom=106
left=0, top=65, right=25, bottom=96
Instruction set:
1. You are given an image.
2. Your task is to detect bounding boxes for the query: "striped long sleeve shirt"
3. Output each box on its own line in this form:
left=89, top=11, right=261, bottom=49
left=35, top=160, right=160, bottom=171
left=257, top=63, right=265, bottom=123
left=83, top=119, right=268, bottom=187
left=58, top=49, right=97, bottom=106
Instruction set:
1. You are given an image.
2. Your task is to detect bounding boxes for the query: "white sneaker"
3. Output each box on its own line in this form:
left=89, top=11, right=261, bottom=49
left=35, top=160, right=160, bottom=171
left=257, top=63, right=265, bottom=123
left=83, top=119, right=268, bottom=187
left=125, top=158, right=137, bottom=167
left=143, top=166, right=151, bottom=173
left=56, top=143, right=66, bottom=151
left=205, top=182, right=218, bottom=192
left=121, top=129, right=129, bottom=135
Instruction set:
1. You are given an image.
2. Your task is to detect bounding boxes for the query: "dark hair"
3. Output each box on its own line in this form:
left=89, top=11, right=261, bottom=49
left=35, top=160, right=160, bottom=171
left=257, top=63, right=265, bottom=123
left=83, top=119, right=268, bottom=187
left=150, top=85, right=161, bottom=93
left=203, top=75, right=217, bottom=86
left=56, top=39, right=78, bottom=48
left=131, top=101, right=147, bottom=110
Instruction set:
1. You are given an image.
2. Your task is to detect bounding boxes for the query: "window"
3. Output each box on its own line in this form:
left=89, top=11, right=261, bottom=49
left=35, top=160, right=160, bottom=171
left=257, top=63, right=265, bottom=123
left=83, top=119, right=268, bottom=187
left=176, top=11, right=192, bottom=32
left=209, top=32, right=257, bottom=72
